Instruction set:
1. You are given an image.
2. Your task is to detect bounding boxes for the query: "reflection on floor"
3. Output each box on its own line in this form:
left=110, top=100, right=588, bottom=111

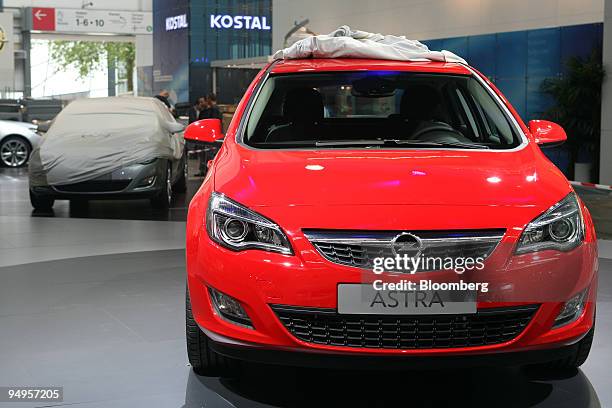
left=575, top=185, right=612, bottom=239
left=0, top=162, right=201, bottom=221
left=0, top=216, right=186, bottom=267
left=1, top=163, right=611, bottom=407
left=0, top=250, right=609, bottom=408
left=2, top=165, right=612, bottom=239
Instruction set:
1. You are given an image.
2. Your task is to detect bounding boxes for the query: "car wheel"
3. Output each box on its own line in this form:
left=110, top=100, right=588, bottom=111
left=151, top=163, right=172, bottom=209
left=1, top=136, right=31, bottom=167
left=174, top=158, right=187, bottom=193
left=29, top=189, right=54, bottom=210
left=186, top=287, right=240, bottom=377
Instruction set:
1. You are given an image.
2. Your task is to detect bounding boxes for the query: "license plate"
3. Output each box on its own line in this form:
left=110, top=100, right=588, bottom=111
left=337, top=284, right=476, bottom=315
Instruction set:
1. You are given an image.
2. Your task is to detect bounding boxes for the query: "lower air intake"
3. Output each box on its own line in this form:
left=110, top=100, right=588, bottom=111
left=272, top=304, right=538, bottom=349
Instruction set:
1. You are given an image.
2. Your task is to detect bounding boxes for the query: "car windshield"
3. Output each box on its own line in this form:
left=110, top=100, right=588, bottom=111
left=244, top=71, right=521, bottom=150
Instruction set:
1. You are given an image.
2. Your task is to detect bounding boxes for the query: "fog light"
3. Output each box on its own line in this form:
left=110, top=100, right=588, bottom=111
left=553, top=289, right=588, bottom=328
left=137, top=175, right=156, bottom=187
left=208, top=287, right=253, bottom=328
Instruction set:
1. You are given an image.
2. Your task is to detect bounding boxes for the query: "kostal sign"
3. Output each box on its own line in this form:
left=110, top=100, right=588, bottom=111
left=30, top=7, right=152, bottom=35
left=210, top=15, right=270, bottom=30
left=166, top=14, right=188, bottom=31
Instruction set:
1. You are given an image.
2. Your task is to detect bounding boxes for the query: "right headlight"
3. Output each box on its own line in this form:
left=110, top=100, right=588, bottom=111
left=516, top=193, right=584, bottom=254
left=206, top=192, right=293, bottom=255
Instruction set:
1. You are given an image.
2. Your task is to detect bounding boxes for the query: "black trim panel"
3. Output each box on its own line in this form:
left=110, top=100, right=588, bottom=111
left=209, top=337, right=577, bottom=370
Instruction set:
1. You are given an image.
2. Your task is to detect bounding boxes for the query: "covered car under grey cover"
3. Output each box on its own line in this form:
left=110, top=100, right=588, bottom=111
left=30, top=97, right=184, bottom=186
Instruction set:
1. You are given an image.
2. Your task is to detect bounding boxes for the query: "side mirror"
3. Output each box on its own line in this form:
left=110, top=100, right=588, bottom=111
left=166, top=121, right=185, bottom=133
left=529, top=120, right=567, bottom=147
left=184, top=119, right=224, bottom=143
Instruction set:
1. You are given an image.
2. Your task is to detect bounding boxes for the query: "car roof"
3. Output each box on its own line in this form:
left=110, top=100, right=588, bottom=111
left=269, top=58, right=473, bottom=75
left=61, top=96, right=165, bottom=115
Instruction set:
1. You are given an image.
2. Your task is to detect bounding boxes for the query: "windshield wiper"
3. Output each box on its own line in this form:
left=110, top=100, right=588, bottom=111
left=300, top=139, right=488, bottom=149
left=315, top=140, right=386, bottom=147
left=389, top=140, right=489, bottom=149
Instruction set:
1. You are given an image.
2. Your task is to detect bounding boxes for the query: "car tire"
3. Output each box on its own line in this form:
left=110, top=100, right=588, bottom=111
left=151, top=163, right=172, bottom=209
left=186, top=287, right=240, bottom=377
left=1, top=136, right=31, bottom=167
left=29, top=189, right=54, bottom=210
left=174, top=158, right=187, bottom=193
left=534, top=324, right=594, bottom=371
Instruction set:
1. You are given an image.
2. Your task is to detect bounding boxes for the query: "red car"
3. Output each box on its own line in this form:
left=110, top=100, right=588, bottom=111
left=184, top=58, right=597, bottom=375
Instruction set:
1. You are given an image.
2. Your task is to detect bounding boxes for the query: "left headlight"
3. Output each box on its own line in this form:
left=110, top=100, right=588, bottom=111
left=206, top=192, right=293, bottom=255
left=516, top=193, right=584, bottom=254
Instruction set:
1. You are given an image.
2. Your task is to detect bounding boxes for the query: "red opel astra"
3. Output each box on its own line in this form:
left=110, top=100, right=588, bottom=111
left=184, top=58, right=597, bottom=375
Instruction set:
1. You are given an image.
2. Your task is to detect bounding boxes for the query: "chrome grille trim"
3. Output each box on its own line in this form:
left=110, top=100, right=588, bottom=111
left=303, top=229, right=505, bottom=271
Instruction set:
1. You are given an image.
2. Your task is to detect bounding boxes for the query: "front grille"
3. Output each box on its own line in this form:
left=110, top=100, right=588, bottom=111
left=272, top=304, right=538, bottom=349
left=54, top=180, right=131, bottom=193
left=304, top=229, right=505, bottom=272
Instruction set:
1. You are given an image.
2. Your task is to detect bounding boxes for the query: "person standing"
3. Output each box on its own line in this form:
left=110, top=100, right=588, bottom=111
left=154, top=90, right=178, bottom=117
left=199, top=93, right=222, bottom=120
left=189, top=97, right=207, bottom=123
left=154, top=90, right=172, bottom=109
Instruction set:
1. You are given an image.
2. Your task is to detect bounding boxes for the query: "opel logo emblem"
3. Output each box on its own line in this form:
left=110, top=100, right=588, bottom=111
left=390, top=232, right=423, bottom=258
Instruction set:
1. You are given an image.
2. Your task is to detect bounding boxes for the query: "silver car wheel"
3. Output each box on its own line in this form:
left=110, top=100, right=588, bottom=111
left=1, top=138, right=29, bottom=167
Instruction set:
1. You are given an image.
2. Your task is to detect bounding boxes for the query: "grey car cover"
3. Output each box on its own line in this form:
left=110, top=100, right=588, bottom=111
left=273, top=25, right=467, bottom=64
left=30, top=97, right=184, bottom=186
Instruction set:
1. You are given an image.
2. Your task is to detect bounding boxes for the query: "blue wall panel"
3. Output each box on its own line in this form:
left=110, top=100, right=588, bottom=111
left=426, top=22, right=602, bottom=122
left=425, top=23, right=602, bottom=175
left=561, top=24, right=602, bottom=65
left=467, top=34, right=496, bottom=77
left=496, top=31, right=528, bottom=79
left=424, top=39, right=442, bottom=52
left=441, top=37, right=468, bottom=58
left=527, top=28, right=560, bottom=77
left=526, top=76, right=554, bottom=119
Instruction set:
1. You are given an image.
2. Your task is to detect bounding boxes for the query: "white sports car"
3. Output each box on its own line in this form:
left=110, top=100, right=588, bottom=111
left=0, top=120, right=42, bottom=167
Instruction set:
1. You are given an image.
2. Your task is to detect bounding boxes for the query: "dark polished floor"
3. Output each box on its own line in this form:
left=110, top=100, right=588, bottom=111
left=1, top=163, right=611, bottom=407
left=2, top=164, right=611, bottom=239
left=0, top=250, right=609, bottom=408
left=0, top=160, right=202, bottom=221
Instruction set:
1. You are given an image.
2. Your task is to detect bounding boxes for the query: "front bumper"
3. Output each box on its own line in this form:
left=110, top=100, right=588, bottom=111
left=205, top=328, right=582, bottom=369
left=187, top=238, right=597, bottom=361
left=186, top=187, right=598, bottom=363
left=31, top=160, right=166, bottom=200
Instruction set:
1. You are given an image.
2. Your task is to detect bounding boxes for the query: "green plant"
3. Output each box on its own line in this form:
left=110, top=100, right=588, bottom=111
left=541, top=50, right=605, bottom=177
left=49, top=41, right=135, bottom=92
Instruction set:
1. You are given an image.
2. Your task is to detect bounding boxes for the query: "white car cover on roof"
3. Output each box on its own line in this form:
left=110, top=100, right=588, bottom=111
left=273, top=25, right=467, bottom=64
left=32, top=97, right=184, bottom=186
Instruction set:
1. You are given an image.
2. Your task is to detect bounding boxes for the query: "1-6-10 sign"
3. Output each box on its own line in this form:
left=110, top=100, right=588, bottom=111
left=30, top=7, right=152, bottom=35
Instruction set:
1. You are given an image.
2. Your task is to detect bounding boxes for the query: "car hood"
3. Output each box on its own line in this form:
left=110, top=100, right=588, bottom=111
left=215, top=144, right=570, bottom=209
left=0, top=120, right=37, bottom=133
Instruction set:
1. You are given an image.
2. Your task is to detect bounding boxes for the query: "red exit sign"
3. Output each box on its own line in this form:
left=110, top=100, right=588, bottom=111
left=32, top=7, right=56, bottom=31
